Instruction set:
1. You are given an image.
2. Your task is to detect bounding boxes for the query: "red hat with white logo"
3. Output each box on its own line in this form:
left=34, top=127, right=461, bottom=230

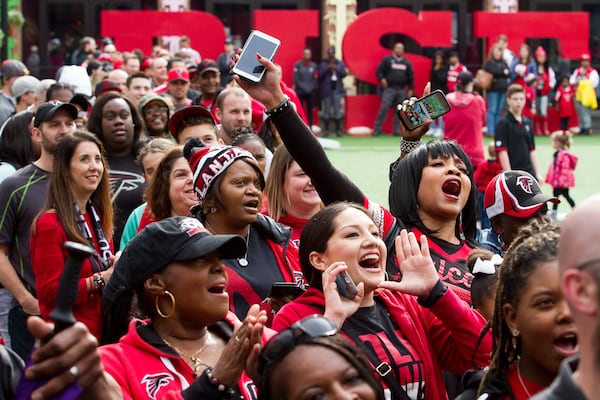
left=484, top=171, right=559, bottom=219
left=168, top=68, right=190, bottom=83
left=581, top=53, right=592, bottom=61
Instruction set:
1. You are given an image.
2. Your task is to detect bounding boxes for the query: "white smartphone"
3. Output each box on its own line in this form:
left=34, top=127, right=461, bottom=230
left=231, top=30, right=281, bottom=83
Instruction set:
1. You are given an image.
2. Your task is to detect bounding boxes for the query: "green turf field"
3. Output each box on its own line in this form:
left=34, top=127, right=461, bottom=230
left=322, top=134, right=599, bottom=210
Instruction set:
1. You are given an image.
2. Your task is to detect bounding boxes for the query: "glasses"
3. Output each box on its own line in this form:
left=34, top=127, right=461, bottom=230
left=259, top=315, right=337, bottom=373
left=574, top=258, right=600, bottom=270
left=144, top=106, right=168, bottom=116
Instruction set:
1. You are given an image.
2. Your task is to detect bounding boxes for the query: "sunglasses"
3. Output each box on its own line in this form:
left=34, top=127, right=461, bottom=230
left=259, top=315, right=337, bottom=374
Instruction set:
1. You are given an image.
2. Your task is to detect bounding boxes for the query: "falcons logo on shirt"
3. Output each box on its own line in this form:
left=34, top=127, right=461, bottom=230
left=109, top=170, right=145, bottom=203
left=141, top=373, right=174, bottom=399
left=516, top=176, right=534, bottom=194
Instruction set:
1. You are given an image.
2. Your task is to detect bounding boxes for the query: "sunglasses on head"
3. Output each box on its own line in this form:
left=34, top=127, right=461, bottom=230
left=259, top=315, right=337, bottom=374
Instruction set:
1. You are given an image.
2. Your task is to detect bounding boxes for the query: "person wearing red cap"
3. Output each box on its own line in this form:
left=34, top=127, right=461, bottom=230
left=569, top=53, right=599, bottom=135
left=532, top=46, right=556, bottom=135
left=479, top=170, right=558, bottom=255
left=167, top=68, right=192, bottom=112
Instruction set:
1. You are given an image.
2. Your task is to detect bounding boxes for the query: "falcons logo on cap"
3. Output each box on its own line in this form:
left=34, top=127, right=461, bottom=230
left=516, top=176, right=534, bottom=194
left=141, top=373, right=174, bottom=399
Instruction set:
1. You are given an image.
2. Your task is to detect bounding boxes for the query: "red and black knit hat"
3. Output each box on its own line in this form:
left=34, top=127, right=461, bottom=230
left=188, top=145, right=263, bottom=199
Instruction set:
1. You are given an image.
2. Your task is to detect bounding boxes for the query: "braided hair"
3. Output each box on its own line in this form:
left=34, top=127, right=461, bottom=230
left=478, top=221, right=560, bottom=397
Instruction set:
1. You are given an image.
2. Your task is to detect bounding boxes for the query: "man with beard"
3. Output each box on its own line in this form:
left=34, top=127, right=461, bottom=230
left=138, top=93, right=172, bottom=140
left=532, top=194, right=600, bottom=400
left=192, top=59, right=222, bottom=122
left=0, top=101, right=77, bottom=359
left=215, top=87, right=252, bottom=145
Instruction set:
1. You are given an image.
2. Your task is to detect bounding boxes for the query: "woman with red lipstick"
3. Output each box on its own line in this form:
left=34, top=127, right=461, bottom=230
left=31, top=131, right=114, bottom=340
left=101, top=216, right=268, bottom=399
left=234, top=53, right=477, bottom=305
left=457, top=222, right=577, bottom=399
left=87, top=92, right=146, bottom=250
left=274, top=203, right=491, bottom=400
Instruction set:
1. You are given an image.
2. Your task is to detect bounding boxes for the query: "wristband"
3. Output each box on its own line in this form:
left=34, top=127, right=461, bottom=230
left=400, top=138, right=423, bottom=155
left=418, top=279, right=447, bottom=308
left=265, top=96, right=291, bottom=117
left=92, top=272, right=105, bottom=292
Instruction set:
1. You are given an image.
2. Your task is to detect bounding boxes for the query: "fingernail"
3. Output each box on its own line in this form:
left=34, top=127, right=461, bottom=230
left=256, top=53, right=262, bottom=60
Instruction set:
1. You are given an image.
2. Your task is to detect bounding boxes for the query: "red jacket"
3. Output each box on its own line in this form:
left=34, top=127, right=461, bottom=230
left=101, top=313, right=270, bottom=400
left=545, top=149, right=577, bottom=189
left=273, top=287, right=491, bottom=400
left=555, top=85, right=575, bottom=118
left=31, top=211, right=113, bottom=340
left=474, top=159, right=503, bottom=192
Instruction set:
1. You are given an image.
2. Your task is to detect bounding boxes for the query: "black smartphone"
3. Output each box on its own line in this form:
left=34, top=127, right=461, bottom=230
left=336, top=270, right=358, bottom=299
left=231, top=30, right=281, bottom=83
left=397, top=89, right=451, bottom=131
left=269, top=282, right=306, bottom=300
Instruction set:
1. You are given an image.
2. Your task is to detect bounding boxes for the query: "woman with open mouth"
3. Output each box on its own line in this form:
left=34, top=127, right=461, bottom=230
left=458, top=222, right=578, bottom=399
left=183, top=139, right=304, bottom=322
left=234, top=53, right=478, bottom=306
left=273, top=202, right=491, bottom=400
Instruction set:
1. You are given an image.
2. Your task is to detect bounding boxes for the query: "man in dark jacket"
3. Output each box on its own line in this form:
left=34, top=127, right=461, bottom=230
left=293, top=48, right=318, bottom=128
left=373, top=42, right=414, bottom=136
left=318, top=47, right=347, bottom=136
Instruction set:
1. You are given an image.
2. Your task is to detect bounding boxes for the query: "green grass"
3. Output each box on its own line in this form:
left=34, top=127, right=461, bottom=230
left=323, top=134, right=599, bottom=210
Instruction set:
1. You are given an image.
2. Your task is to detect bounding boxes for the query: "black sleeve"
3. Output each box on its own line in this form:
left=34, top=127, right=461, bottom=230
left=182, top=369, right=238, bottom=400
left=376, top=56, right=387, bottom=81
left=271, top=106, right=364, bottom=205
left=407, top=60, right=415, bottom=90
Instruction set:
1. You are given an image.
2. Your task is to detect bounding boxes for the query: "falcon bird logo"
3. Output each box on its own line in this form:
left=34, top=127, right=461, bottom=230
left=141, top=373, right=174, bottom=399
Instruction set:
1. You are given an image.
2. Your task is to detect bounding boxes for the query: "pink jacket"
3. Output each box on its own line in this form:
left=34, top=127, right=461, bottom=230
left=545, top=149, right=577, bottom=189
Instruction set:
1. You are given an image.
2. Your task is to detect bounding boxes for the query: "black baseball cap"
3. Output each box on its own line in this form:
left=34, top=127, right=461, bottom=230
left=34, top=101, right=78, bottom=128
left=117, top=217, right=246, bottom=290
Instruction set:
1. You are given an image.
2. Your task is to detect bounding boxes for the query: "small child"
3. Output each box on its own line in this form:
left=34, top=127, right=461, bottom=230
left=466, top=248, right=501, bottom=321
left=545, top=131, right=577, bottom=220
left=474, top=143, right=503, bottom=229
left=554, top=76, right=575, bottom=131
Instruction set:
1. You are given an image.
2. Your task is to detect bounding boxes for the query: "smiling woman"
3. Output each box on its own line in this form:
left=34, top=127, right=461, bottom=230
left=30, top=131, right=114, bottom=340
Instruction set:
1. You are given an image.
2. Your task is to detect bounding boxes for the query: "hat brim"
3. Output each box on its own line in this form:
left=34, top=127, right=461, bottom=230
left=174, top=234, right=247, bottom=262
left=504, top=193, right=560, bottom=218
left=199, top=68, right=219, bottom=76
left=169, top=106, right=216, bottom=138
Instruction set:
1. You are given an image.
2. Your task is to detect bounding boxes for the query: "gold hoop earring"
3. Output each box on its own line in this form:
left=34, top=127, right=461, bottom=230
left=155, top=290, right=176, bottom=318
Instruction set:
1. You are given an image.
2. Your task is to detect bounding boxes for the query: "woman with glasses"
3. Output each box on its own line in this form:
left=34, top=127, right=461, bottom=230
left=87, top=92, right=146, bottom=249
left=273, top=202, right=491, bottom=400
left=258, top=315, right=385, bottom=400
left=100, top=216, right=267, bottom=398
left=138, top=93, right=173, bottom=140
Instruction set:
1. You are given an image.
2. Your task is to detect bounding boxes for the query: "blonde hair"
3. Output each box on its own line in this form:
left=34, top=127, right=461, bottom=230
left=265, top=146, right=295, bottom=221
left=551, top=130, right=572, bottom=149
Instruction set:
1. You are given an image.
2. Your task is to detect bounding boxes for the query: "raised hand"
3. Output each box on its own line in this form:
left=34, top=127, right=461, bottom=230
left=378, top=229, right=439, bottom=298
left=397, top=82, right=433, bottom=141
left=231, top=51, right=286, bottom=109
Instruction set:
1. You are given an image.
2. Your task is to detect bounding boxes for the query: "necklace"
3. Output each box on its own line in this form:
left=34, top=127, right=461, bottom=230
left=162, top=331, right=214, bottom=374
left=204, top=220, right=250, bottom=267
left=238, top=227, right=250, bottom=267
left=516, top=358, right=533, bottom=399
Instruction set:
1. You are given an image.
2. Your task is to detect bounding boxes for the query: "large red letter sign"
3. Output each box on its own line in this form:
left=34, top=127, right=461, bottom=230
left=473, top=11, right=589, bottom=59
left=254, top=10, right=319, bottom=86
left=342, top=9, right=452, bottom=132
left=101, top=11, right=226, bottom=60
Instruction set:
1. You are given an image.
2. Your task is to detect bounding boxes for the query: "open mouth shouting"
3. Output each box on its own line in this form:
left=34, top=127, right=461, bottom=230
left=243, top=198, right=260, bottom=214
left=441, top=178, right=462, bottom=200
left=358, top=253, right=381, bottom=270
left=553, top=331, right=578, bottom=357
left=207, top=281, right=228, bottom=298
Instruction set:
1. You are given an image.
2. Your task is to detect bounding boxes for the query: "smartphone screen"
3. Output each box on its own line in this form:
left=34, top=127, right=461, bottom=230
left=397, top=90, right=451, bottom=131
left=232, top=31, right=280, bottom=82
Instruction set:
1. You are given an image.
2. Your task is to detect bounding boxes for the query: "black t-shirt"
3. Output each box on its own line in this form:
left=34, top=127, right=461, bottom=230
left=343, top=299, right=425, bottom=400
left=494, top=112, right=536, bottom=176
left=106, top=154, right=146, bottom=250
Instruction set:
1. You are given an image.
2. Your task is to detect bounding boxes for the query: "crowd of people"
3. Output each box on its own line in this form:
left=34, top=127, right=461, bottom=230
left=0, top=33, right=595, bottom=400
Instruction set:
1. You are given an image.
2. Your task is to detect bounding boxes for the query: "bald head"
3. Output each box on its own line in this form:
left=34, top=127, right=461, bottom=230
left=559, top=194, right=600, bottom=273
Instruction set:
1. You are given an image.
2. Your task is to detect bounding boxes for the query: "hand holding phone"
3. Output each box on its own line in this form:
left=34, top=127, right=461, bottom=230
left=231, top=30, right=280, bottom=83
left=397, top=89, right=451, bottom=131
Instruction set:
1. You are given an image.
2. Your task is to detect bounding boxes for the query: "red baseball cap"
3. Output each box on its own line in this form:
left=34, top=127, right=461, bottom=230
left=484, top=171, right=559, bottom=219
left=168, top=68, right=190, bottom=83
left=581, top=53, right=591, bottom=61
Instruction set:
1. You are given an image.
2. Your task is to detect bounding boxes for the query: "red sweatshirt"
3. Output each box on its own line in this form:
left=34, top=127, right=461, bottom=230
left=273, top=287, right=491, bottom=400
